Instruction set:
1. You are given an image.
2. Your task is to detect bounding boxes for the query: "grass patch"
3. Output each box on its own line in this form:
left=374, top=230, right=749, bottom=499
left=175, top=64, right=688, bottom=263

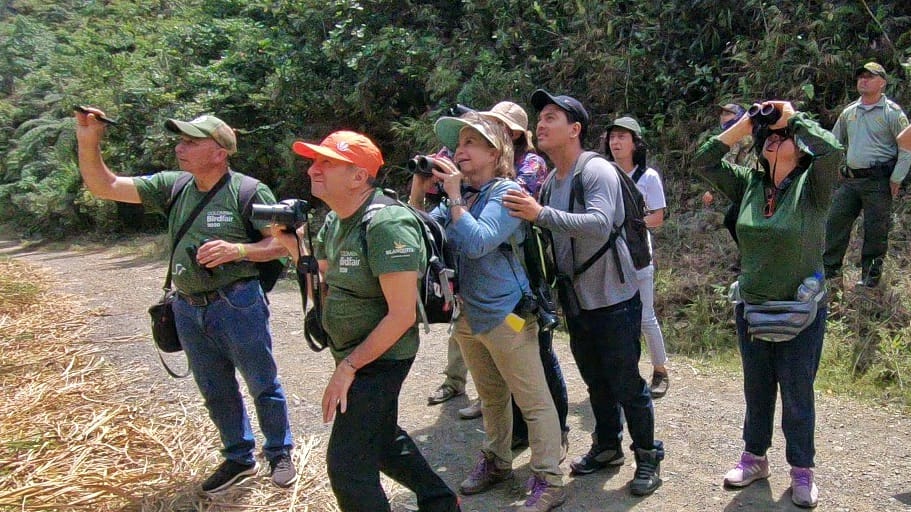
left=0, top=259, right=338, bottom=511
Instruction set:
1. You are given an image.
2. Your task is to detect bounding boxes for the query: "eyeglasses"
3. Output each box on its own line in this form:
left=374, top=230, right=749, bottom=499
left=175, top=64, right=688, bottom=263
left=764, top=187, right=777, bottom=218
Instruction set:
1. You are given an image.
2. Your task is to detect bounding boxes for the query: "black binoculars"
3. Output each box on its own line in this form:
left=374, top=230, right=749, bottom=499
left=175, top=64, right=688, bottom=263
left=250, top=199, right=311, bottom=228
left=747, top=103, right=782, bottom=127
left=407, top=156, right=438, bottom=176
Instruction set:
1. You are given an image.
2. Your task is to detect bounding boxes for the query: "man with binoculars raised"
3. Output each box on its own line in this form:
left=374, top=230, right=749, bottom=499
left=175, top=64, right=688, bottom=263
left=74, top=109, right=297, bottom=494
left=823, top=61, right=910, bottom=287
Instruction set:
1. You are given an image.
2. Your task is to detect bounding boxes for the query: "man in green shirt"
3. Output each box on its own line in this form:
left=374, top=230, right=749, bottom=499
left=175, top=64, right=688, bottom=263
left=274, top=130, right=459, bottom=512
left=74, top=110, right=297, bottom=493
left=823, top=62, right=910, bottom=287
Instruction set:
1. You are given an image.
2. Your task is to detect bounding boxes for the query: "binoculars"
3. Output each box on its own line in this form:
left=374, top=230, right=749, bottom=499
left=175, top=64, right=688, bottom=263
left=748, top=103, right=782, bottom=127
left=406, top=155, right=439, bottom=177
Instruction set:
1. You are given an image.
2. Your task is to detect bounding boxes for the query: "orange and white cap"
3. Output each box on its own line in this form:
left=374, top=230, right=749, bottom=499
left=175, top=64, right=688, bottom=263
left=292, top=130, right=384, bottom=177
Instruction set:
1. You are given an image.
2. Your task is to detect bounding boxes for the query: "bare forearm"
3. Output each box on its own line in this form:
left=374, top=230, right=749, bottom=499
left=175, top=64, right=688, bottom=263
left=344, top=308, right=414, bottom=369
left=76, top=141, right=141, bottom=203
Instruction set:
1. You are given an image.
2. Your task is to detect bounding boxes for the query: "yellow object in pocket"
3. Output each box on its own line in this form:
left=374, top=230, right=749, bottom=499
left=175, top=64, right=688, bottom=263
left=504, top=312, right=526, bottom=332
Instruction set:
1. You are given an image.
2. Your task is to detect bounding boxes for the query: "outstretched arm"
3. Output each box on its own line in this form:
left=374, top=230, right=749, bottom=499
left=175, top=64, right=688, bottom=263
left=74, top=107, right=141, bottom=203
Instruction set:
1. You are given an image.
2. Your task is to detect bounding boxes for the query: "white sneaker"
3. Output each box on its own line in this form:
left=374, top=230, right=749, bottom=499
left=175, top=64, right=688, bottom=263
left=790, top=467, right=819, bottom=508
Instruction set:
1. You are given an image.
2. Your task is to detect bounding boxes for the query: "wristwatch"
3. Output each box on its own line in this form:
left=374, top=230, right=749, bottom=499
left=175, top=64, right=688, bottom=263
left=450, top=197, right=466, bottom=207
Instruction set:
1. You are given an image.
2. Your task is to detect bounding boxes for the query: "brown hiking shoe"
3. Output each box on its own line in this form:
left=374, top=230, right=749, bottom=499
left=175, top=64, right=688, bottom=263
left=517, top=475, right=566, bottom=512
left=459, top=452, right=513, bottom=495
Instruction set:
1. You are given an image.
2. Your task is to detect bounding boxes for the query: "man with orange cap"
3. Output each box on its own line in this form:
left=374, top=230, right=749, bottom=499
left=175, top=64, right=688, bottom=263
left=274, top=131, right=459, bottom=512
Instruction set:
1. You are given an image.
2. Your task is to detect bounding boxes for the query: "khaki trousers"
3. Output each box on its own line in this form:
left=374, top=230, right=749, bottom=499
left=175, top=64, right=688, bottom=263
left=453, top=316, right=564, bottom=486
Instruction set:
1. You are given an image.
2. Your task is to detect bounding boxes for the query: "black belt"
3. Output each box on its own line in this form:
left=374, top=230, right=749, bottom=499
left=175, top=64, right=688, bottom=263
left=842, top=167, right=875, bottom=179
left=178, top=278, right=256, bottom=307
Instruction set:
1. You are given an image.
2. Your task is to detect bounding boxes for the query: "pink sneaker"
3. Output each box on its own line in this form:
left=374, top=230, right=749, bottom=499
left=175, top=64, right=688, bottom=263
left=790, top=467, right=819, bottom=508
left=723, top=451, right=770, bottom=488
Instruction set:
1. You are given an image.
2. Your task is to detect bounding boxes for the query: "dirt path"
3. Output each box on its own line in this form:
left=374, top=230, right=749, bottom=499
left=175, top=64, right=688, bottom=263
left=2, top=236, right=909, bottom=511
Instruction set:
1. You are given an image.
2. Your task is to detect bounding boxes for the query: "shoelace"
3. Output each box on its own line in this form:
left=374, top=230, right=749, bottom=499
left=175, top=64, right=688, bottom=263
left=792, top=470, right=812, bottom=487
left=272, top=457, right=292, bottom=472
left=525, top=476, right=548, bottom=504
left=468, top=455, right=492, bottom=480
left=635, top=459, right=658, bottom=479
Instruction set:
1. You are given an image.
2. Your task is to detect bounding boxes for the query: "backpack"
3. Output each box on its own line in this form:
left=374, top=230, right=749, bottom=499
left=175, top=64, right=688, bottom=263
left=167, top=172, right=286, bottom=293
left=540, top=151, right=650, bottom=283
left=361, top=189, right=457, bottom=331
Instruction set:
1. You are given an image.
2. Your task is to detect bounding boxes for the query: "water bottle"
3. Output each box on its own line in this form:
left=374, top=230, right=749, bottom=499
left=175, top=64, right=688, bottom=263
left=796, top=272, right=823, bottom=302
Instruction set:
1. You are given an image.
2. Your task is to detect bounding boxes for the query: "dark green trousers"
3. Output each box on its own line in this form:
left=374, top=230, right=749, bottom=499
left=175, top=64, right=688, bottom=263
left=823, top=177, right=892, bottom=272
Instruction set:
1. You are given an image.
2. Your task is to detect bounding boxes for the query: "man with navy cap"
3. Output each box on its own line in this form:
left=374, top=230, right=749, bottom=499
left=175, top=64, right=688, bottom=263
left=503, top=90, right=664, bottom=497
left=823, top=61, right=910, bottom=287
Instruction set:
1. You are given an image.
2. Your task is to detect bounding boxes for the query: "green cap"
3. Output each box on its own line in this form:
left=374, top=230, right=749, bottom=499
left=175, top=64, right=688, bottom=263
left=605, top=116, right=642, bottom=138
left=434, top=111, right=505, bottom=152
left=855, top=62, right=887, bottom=79
left=165, top=115, right=237, bottom=155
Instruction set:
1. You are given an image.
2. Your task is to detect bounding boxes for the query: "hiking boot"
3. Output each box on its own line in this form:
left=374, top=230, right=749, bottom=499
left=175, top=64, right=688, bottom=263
left=428, top=384, right=464, bottom=405
left=649, top=371, right=669, bottom=399
left=569, top=444, right=624, bottom=475
left=516, top=475, right=566, bottom=512
left=459, top=452, right=513, bottom=495
left=790, top=467, right=819, bottom=508
left=458, top=399, right=482, bottom=419
left=269, top=453, right=298, bottom=489
left=723, top=451, right=770, bottom=488
left=857, top=257, right=883, bottom=288
left=201, top=460, right=258, bottom=494
left=629, top=447, right=662, bottom=496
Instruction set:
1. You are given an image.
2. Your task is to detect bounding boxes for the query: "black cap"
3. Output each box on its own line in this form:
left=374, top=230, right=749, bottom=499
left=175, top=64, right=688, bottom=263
left=530, top=89, right=590, bottom=137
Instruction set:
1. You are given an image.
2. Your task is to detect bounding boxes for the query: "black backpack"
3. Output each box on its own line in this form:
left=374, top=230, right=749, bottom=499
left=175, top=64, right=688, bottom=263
left=361, top=190, right=457, bottom=331
left=540, top=151, right=650, bottom=283
left=167, top=172, right=286, bottom=293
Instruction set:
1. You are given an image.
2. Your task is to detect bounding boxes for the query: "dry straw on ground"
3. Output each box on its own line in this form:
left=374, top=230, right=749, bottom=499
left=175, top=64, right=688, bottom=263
left=0, top=259, right=338, bottom=511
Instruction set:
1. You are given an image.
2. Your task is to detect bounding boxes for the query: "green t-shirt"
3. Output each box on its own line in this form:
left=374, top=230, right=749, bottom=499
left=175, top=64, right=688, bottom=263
left=134, top=170, right=277, bottom=295
left=695, top=113, right=843, bottom=303
left=314, top=189, right=425, bottom=362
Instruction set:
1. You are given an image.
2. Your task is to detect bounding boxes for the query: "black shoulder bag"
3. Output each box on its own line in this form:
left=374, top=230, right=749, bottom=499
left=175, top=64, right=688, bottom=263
left=149, top=173, right=229, bottom=378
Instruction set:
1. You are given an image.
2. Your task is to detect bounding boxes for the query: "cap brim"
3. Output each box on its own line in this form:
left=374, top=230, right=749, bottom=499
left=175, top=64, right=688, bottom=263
left=480, top=111, right=523, bottom=133
left=530, top=89, right=559, bottom=112
left=165, top=119, right=209, bottom=138
left=291, top=141, right=355, bottom=164
left=434, top=117, right=470, bottom=150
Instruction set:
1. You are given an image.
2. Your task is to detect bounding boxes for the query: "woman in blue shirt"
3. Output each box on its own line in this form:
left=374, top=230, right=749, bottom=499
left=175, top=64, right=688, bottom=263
left=409, top=112, right=566, bottom=512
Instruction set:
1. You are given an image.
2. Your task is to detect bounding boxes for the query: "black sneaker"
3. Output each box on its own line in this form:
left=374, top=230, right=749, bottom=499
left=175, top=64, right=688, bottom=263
left=629, top=447, right=662, bottom=496
left=269, top=453, right=298, bottom=488
left=569, top=445, right=624, bottom=475
left=650, top=371, right=669, bottom=399
left=201, top=460, right=258, bottom=494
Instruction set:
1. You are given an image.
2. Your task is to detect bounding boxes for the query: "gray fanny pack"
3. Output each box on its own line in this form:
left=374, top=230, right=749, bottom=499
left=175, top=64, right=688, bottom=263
left=730, top=282, right=825, bottom=342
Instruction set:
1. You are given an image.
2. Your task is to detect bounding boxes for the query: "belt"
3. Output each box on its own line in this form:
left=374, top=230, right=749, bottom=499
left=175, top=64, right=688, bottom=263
left=178, top=278, right=256, bottom=307
left=842, top=167, right=875, bottom=179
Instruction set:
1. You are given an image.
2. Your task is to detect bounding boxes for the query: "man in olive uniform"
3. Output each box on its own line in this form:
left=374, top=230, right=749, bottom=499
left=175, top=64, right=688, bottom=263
left=823, top=62, right=910, bottom=287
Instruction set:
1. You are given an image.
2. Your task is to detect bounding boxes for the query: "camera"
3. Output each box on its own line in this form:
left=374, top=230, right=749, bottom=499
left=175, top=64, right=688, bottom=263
left=533, top=285, right=559, bottom=331
left=250, top=199, right=311, bottom=228
left=407, top=155, right=438, bottom=177
left=514, top=287, right=560, bottom=332
left=747, top=103, right=781, bottom=127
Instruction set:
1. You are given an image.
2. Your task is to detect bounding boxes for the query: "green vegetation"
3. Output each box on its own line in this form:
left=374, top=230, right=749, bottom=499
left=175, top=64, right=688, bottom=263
left=2, top=1, right=910, bottom=405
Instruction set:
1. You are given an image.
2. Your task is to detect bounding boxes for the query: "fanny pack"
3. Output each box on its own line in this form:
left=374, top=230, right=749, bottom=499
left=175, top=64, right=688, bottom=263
left=731, top=282, right=825, bottom=342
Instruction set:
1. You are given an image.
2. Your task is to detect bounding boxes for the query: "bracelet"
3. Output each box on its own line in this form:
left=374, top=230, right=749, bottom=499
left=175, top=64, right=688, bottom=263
left=450, top=197, right=466, bottom=207
left=343, top=356, right=358, bottom=372
left=236, top=243, right=247, bottom=260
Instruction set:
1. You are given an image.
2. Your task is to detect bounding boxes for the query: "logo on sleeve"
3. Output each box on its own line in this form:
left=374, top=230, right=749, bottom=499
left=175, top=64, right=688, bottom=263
left=385, top=241, right=417, bottom=258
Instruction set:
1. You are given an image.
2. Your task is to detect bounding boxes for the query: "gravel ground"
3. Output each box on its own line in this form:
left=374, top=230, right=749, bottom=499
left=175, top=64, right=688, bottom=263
left=3, top=235, right=909, bottom=512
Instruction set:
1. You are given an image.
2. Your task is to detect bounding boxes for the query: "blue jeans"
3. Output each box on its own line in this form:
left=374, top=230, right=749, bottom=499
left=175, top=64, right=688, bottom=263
left=512, top=327, right=569, bottom=440
left=327, top=358, right=458, bottom=512
left=736, top=303, right=826, bottom=468
left=174, top=279, right=293, bottom=465
left=567, top=294, right=657, bottom=451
